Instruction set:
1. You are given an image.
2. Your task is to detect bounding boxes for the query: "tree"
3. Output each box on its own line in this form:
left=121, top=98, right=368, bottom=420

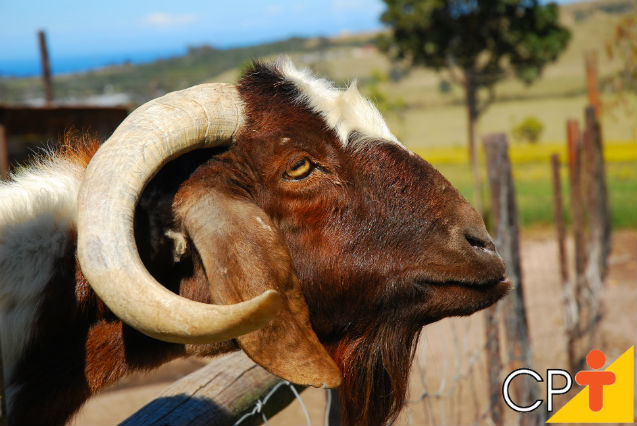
left=379, top=0, right=570, bottom=214
left=512, top=116, right=544, bottom=144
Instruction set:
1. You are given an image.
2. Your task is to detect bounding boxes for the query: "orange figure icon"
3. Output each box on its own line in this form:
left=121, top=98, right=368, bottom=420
left=575, top=350, right=616, bottom=412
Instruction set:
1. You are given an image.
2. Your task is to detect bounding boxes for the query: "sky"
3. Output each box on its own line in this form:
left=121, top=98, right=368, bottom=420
left=0, top=0, right=583, bottom=76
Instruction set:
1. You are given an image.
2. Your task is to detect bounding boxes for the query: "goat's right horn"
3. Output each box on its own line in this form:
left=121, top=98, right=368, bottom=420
left=77, top=84, right=283, bottom=344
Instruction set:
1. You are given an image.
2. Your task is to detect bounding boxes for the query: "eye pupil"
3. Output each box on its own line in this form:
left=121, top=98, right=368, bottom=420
left=291, top=159, right=307, bottom=170
left=285, top=156, right=313, bottom=179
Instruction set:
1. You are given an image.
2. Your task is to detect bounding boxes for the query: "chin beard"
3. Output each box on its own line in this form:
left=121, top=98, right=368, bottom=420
left=328, top=318, right=423, bottom=426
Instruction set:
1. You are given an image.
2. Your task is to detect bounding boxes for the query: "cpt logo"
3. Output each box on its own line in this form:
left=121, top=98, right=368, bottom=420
left=502, top=346, right=634, bottom=423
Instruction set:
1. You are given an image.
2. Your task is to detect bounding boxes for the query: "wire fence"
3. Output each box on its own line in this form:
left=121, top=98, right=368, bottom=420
left=233, top=381, right=311, bottom=426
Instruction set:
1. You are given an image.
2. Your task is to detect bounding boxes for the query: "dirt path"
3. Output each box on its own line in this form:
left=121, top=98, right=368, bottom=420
left=70, top=230, right=637, bottom=425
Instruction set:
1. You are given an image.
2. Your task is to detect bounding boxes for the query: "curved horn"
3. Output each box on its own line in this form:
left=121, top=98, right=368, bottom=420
left=77, top=84, right=282, bottom=344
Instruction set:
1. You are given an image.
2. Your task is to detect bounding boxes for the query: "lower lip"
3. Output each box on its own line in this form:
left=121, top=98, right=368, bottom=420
left=496, top=279, right=512, bottom=290
left=472, top=279, right=511, bottom=294
left=422, top=278, right=510, bottom=290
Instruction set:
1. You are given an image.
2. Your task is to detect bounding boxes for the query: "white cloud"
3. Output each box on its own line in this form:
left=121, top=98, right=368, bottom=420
left=265, top=4, right=284, bottom=15
left=144, top=12, right=197, bottom=27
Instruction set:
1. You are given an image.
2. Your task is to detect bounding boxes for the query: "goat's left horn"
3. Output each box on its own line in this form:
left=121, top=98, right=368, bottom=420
left=77, top=83, right=283, bottom=344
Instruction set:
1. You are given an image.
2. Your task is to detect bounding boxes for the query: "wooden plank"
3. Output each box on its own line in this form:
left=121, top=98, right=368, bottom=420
left=0, top=106, right=128, bottom=138
left=120, top=351, right=304, bottom=426
left=483, top=133, right=544, bottom=425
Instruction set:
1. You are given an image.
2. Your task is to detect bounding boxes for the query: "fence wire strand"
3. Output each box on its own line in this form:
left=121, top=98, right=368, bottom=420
left=233, top=380, right=311, bottom=426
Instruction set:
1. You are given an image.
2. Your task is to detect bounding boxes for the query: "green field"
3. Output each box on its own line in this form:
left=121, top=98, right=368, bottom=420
left=381, top=94, right=637, bottom=149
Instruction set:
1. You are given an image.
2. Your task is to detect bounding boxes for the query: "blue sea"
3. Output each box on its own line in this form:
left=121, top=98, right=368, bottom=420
left=0, top=49, right=187, bottom=77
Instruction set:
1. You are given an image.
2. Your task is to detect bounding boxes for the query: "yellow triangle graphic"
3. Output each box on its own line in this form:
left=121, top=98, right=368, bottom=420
left=547, top=346, right=634, bottom=423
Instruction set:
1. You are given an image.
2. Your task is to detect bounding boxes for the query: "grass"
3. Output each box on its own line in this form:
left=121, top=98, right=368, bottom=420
left=413, top=142, right=637, bottom=230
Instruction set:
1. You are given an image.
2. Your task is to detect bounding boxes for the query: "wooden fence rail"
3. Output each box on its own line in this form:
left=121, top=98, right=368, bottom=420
left=120, top=351, right=307, bottom=426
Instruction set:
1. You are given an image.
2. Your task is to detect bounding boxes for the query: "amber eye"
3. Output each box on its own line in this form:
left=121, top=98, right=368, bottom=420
left=284, top=157, right=313, bottom=180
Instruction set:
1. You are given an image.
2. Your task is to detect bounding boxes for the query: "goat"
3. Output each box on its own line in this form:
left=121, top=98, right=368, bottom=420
left=0, top=59, right=509, bottom=426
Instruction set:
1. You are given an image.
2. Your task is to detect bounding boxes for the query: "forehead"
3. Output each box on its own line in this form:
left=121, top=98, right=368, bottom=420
left=239, top=59, right=404, bottom=149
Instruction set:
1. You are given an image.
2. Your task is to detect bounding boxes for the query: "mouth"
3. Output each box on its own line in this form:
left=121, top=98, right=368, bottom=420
left=417, top=276, right=510, bottom=291
left=414, top=276, right=511, bottom=320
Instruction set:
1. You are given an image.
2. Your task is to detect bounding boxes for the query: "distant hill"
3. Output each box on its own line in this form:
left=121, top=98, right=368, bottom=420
left=0, top=36, right=372, bottom=105
left=562, top=0, right=636, bottom=22
left=0, top=0, right=634, bottom=106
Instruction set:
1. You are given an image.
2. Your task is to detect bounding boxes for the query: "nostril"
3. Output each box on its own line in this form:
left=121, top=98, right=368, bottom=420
left=464, top=233, right=494, bottom=252
left=465, top=233, right=486, bottom=248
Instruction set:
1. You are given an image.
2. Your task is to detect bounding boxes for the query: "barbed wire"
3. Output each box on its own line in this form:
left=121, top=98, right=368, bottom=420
left=233, top=380, right=311, bottom=426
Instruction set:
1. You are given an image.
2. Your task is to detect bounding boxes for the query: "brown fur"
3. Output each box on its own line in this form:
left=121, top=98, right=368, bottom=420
left=57, top=130, right=102, bottom=167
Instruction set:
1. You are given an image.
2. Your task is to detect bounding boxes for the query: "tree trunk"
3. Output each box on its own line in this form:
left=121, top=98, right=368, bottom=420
left=463, top=70, right=484, bottom=216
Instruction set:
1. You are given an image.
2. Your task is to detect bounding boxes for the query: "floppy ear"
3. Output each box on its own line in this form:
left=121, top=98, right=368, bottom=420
left=176, top=186, right=342, bottom=388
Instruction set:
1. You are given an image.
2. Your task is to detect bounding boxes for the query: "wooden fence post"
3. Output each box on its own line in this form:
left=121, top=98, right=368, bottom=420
left=120, top=352, right=304, bottom=426
left=0, top=332, right=6, bottom=426
left=326, top=388, right=341, bottom=426
left=566, top=120, right=586, bottom=284
left=551, top=154, right=569, bottom=285
left=585, top=51, right=601, bottom=119
left=38, top=30, right=54, bottom=105
left=483, top=133, right=544, bottom=425
left=583, top=106, right=611, bottom=284
left=566, top=119, right=585, bottom=370
left=580, top=105, right=610, bottom=353
left=551, top=154, right=577, bottom=372
left=484, top=305, right=503, bottom=425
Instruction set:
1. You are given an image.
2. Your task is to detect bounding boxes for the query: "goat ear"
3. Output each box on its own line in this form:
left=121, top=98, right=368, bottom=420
left=178, top=188, right=342, bottom=388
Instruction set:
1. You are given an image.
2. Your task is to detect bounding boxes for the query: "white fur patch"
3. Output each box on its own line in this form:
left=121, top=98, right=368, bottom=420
left=0, top=155, right=84, bottom=396
left=278, top=58, right=402, bottom=147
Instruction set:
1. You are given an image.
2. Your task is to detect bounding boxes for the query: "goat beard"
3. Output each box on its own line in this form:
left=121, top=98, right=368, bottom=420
left=329, top=318, right=423, bottom=426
